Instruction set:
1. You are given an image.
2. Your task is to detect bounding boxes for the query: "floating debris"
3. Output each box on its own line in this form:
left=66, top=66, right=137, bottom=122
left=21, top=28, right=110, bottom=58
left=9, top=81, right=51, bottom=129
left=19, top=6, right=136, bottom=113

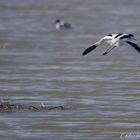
left=0, top=101, right=72, bottom=113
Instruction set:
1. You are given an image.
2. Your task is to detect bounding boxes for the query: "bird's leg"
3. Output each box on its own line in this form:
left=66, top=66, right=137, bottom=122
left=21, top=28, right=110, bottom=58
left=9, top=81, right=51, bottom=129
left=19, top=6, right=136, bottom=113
left=102, top=46, right=117, bottom=56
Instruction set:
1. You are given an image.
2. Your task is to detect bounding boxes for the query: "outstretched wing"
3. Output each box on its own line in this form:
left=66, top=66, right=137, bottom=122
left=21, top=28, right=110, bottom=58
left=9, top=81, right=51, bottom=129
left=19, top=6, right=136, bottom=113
left=82, top=44, right=98, bottom=56
left=126, top=41, right=140, bottom=53
left=82, top=35, right=113, bottom=56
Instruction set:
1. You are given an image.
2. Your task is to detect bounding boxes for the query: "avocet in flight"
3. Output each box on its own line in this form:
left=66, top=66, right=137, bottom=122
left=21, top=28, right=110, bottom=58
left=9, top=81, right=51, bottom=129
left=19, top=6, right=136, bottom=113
left=82, top=33, right=140, bottom=64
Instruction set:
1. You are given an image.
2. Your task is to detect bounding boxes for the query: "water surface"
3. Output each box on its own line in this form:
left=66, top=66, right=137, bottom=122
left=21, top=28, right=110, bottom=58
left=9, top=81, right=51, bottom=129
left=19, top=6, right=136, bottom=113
left=0, top=0, right=140, bottom=139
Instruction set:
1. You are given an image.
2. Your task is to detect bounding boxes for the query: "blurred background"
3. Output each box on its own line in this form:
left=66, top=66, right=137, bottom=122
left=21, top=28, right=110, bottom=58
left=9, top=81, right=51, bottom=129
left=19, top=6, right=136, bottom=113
left=0, top=0, right=140, bottom=140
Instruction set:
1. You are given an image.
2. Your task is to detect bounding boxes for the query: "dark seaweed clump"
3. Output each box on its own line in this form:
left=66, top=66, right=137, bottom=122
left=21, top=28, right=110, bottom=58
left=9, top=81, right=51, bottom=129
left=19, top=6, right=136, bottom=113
left=0, top=101, right=71, bottom=113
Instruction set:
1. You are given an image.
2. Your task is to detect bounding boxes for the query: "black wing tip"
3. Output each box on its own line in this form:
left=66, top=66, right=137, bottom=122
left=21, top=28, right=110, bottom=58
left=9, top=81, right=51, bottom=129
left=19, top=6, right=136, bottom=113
left=82, top=51, right=88, bottom=56
left=126, top=41, right=140, bottom=53
left=82, top=45, right=98, bottom=56
left=82, top=49, right=92, bottom=56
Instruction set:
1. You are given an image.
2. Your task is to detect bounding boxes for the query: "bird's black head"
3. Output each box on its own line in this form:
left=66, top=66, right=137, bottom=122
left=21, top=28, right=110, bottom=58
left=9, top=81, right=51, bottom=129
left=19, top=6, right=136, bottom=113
left=129, top=34, right=134, bottom=38
left=55, top=19, right=60, bottom=23
left=129, top=34, right=136, bottom=40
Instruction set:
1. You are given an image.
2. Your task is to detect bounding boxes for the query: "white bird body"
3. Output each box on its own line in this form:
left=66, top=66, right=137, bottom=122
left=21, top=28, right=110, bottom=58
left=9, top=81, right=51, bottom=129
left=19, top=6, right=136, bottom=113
left=82, top=33, right=140, bottom=65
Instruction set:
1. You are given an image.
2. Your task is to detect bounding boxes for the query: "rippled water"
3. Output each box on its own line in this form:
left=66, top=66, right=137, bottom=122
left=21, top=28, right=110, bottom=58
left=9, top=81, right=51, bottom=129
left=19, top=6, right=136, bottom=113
left=0, top=0, right=140, bottom=139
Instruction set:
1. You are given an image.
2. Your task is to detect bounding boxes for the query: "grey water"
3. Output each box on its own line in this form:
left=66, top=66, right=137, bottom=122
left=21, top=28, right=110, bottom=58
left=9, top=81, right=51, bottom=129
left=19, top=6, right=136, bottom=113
left=0, top=0, right=140, bottom=139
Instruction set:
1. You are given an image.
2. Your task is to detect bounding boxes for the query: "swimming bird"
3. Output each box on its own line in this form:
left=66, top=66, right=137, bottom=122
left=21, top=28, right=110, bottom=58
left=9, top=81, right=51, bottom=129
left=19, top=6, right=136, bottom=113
left=55, top=19, right=72, bottom=30
left=82, top=33, right=140, bottom=64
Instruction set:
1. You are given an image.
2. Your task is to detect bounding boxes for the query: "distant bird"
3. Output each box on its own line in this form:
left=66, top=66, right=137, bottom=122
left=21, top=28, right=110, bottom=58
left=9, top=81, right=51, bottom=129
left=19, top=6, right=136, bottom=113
left=82, top=33, right=140, bottom=64
left=55, top=19, right=72, bottom=30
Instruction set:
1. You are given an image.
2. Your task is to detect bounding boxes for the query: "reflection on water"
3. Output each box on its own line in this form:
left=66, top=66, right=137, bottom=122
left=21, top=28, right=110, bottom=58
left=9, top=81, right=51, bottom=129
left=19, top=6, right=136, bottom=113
left=0, top=0, right=140, bottom=139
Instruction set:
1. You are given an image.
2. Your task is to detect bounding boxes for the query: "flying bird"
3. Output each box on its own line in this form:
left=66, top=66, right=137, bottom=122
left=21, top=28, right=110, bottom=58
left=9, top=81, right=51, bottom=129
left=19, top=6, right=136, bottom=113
left=82, top=33, right=140, bottom=64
